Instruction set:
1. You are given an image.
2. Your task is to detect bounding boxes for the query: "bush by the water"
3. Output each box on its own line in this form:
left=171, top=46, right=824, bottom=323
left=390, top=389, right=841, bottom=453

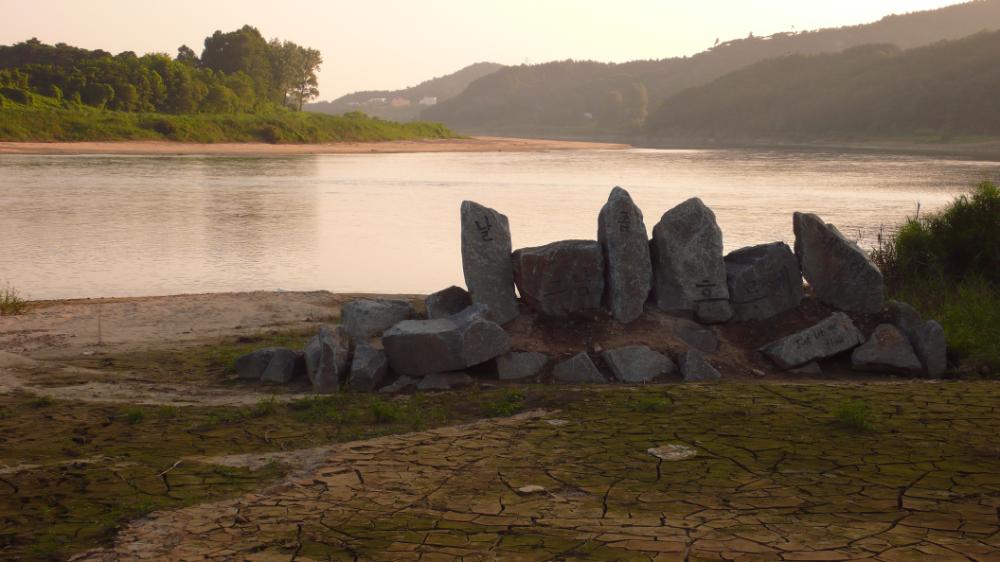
left=872, top=181, right=1000, bottom=371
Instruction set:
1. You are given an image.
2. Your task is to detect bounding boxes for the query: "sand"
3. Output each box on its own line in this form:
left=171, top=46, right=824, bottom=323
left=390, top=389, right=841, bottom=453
left=0, top=136, right=629, bottom=156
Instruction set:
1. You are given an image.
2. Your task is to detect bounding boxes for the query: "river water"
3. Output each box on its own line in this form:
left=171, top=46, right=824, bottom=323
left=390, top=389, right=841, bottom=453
left=1, top=148, right=996, bottom=300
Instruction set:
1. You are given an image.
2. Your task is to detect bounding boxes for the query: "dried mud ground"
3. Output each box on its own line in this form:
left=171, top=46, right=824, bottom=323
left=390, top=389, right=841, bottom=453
left=0, top=291, right=998, bottom=561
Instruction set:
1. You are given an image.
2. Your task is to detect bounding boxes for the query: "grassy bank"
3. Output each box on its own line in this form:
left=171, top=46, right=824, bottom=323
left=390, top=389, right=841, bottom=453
left=0, top=94, right=457, bottom=143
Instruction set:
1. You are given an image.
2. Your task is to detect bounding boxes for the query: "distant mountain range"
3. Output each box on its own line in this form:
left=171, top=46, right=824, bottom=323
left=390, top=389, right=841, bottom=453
left=305, top=62, right=502, bottom=122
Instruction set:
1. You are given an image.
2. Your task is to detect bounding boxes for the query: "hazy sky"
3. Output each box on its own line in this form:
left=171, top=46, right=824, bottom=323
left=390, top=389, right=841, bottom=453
left=1, top=0, right=966, bottom=100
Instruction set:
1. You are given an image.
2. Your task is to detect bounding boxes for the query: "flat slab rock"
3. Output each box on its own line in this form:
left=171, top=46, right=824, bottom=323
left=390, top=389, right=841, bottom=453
left=512, top=240, right=605, bottom=317
left=461, top=201, right=519, bottom=324
left=552, top=352, right=607, bottom=384
left=760, top=312, right=864, bottom=370
left=417, top=372, right=475, bottom=391
left=793, top=212, right=884, bottom=314
left=602, top=346, right=675, bottom=383
left=851, top=323, right=923, bottom=375
left=650, top=197, right=732, bottom=323
left=598, top=187, right=652, bottom=324
left=341, top=299, right=414, bottom=340
left=382, top=304, right=509, bottom=376
left=497, top=351, right=548, bottom=381
left=679, top=350, right=721, bottom=382
left=725, top=242, right=803, bottom=322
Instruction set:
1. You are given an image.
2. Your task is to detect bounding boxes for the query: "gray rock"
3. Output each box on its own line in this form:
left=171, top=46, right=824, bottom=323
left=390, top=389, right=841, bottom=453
left=552, top=352, right=607, bottom=384
left=341, top=299, right=414, bottom=340
left=888, top=300, right=947, bottom=377
left=512, top=240, right=605, bottom=317
left=597, top=187, right=652, bottom=324
left=234, top=347, right=299, bottom=383
left=425, top=286, right=473, bottom=319
left=679, top=350, right=722, bottom=382
left=379, top=375, right=418, bottom=394
left=602, top=345, right=675, bottom=383
left=650, top=198, right=732, bottom=323
left=851, top=324, right=923, bottom=375
left=417, top=372, right=475, bottom=391
left=348, top=343, right=390, bottom=392
left=461, top=201, right=518, bottom=324
left=673, top=319, right=720, bottom=353
left=304, top=326, right=351, bottom=393
left=793, top=212, right=884, bottom=314
left=760, top=312, right=865, bottom=370
left=497, top=351, right=549, bottom=381
left=789, top=362, right=822, bottom=375
left=725, top=242, right=803, bottom=321
left=382, top=304, right=510, bottom=376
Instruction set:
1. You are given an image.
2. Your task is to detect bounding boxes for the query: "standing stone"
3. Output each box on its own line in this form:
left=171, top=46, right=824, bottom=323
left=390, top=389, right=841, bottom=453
left=382, top=304, right=510, bottom=376
left=851, top=324, right=924, bottom=375
left=679, top=350, right=722, bottom=382
left=793, top=212, right=884, bottom=314
left=304, top=326, right=351, bottom=393
left=552, top=352, right=607, bottom=384
left=497, top=351, right=549, bottom=381
left=461, top=201, right=518, bottom=324
left=725, top=242, right=803, bottom=321
left=602, top=346, right=675, bottom=383
left=348, top=343, right=390, bottom=392
left=888, top=300, right=947, bottom=377
left=650, top=198, right=732, bottom=323
left=759, top=312, right=864, bottom=370
left=512, top=240, right=605, bottom=317
left=598, top=187, right=652, bottom=324
left=341, top=299, right=414, bottom=340
left=425, top=286, right=473, bottom=319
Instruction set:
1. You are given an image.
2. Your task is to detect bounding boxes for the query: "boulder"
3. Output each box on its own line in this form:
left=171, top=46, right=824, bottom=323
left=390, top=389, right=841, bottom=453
left=759, top=312, right=864, bottom=370
left=234, top=347, right=299, bottom=383
left=793, top=212, right=884, bottom=313
left=650, top=198, right=732, bottom=323
left=602, top=345, right=675, bottom=383
left=673, top=319, right=720, bottom=353
left=725, top=242, right=803, bottom=321
left=461, top=201, right=518, bottom=324
left=417, top=372, right=475, bottom=391
left=497, top=351, right=548, bottom=381
left=304, top=326, right=351, bottom=393
left=379, top=375, right=418, bottom=394
left=512, top=240, right=605, bottom=317
left=348, top=343, right=390, bottom=392
left=597, top=187, right=652, bottom=324
left=552, top=352, right=607, bottom=384
left=679, top=350, right=722, bottom=382
left=851, top=324, right=924, bottom=375
left=341, top=299, right=414, bottom=340
left=790, top=362, right=822, bottom=375
left=382, top=304, right=510, bottom=376
left=888, top=300, right=947, bottom=377
left=425, top=285, right=473, bottom=319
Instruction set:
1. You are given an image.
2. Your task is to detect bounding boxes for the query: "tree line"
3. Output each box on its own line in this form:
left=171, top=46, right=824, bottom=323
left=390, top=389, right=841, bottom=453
left=0, top=25, right=321, bottom=113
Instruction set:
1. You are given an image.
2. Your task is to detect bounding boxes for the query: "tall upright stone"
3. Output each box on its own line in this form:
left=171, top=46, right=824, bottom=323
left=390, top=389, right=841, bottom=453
left=725, top=242, right=803, bottom=322
left=512, top=240, right=604, bottom=317
left=304, top=325, right=351, bottom=394
left=598, top=187, right=652, bottom=324
left=793, top=212, right=884, bottom=314
left=461, top=201, right=518, bottom=324
left=650, top=198, right=732, bottom=323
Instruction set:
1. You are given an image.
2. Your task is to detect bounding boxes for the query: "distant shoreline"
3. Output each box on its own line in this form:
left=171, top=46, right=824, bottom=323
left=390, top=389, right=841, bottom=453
left=640, top=137, right=1000, bottom=160
left=0, top=136, right=630, bottom=156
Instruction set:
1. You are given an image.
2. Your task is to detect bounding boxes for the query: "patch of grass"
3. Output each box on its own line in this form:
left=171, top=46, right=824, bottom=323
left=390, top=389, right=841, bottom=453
left=486, top=390, right=525, bottom=417
left=0, top=282, right=28, bottom=316
left=26, top=395, right=53, bottom=409
left=370, top=398, right=403, bottom=424
left=115, top=406, right=146, bottom=425
left=629, top=393, right=670, bottom=413
left=287, top=396, right=341, bottom=423
left=834, top=399, right=875, bottom=432
left=248, top=397, right=279, bottom=418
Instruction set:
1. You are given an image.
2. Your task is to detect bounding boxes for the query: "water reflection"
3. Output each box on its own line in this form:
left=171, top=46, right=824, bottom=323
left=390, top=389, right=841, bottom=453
left=0, top=149, right=996, bottom=299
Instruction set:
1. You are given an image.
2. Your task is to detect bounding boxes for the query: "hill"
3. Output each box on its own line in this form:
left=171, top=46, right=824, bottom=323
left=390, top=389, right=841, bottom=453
left=305, top=62, right=503, bottom=122
left=422, top=0, right=1000, bottom=136
left=644, top=31, right=1000, bottom=141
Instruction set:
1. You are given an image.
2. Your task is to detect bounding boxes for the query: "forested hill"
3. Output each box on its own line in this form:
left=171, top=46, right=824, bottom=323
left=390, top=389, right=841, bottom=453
left=306, top=62, right=502, bottom=122
left=645, top=31, right=1000, bottom=141
left=422, top=0, right=1000, bottom=136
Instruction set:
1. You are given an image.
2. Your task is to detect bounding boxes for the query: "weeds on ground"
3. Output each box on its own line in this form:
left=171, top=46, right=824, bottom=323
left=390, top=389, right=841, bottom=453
left=371, top=398, right=403, bottom=423
left=0, top=282, right=28, bottom=315
left=487, top=390, right=525, bottom=417
left=835, top=400, right=875, bottom=432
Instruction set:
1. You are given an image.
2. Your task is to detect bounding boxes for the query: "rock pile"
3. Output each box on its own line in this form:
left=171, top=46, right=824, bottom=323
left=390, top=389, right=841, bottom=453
left=233, top=186, right=948, bottom=393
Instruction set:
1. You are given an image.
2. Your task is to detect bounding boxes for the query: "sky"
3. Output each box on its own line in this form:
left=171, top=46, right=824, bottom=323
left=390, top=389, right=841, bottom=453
left=0, top=0, right=967, bottom=100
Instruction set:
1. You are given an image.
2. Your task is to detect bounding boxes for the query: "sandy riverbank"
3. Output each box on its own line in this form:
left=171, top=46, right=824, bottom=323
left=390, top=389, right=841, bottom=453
left=0, top=136, right=630, bottom=156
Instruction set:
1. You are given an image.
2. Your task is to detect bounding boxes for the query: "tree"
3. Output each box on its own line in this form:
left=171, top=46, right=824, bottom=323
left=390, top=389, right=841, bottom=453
left=176, top=45, right=199, bottom=66
left=288, top=46, right=321, bottom=111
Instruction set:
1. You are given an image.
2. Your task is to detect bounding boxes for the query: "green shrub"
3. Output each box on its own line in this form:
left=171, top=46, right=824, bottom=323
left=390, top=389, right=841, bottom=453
left=834, top=400, right=874, bottom=432
left=0, top=87, right=32, bottom=105
left=258, top=124, right=283, bottom=144
left=370, top=399, right=403, bottom=423
left=487, top=390, right=525, bottom=417
left=0, top=283, right=28, bottom=315
left=142, top=117, right=178, bottom=137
